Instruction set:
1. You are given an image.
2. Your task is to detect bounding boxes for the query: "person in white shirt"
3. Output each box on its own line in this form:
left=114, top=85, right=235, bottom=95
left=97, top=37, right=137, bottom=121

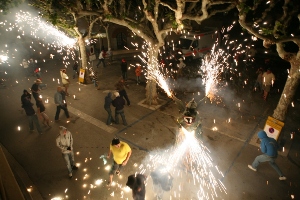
left=56, top=126, right=78, bottom=178
left=96, top=49, right=106, bottom=68
left=262, top=68, right=275, bottom=101
left=60, top=69, right=70, bottom=96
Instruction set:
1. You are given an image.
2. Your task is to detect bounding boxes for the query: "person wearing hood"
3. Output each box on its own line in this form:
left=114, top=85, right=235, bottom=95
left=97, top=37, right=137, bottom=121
left=56, top=126, right=78, bottom=178
left=121, top=58, right=128, bottom=81
left=21, top=89, right=31, bottom=108
left=126, top=173, right=147, bottom=200
left=104, top=92, right=115, bottom=125
left=248, top=130, right=286, bottom=180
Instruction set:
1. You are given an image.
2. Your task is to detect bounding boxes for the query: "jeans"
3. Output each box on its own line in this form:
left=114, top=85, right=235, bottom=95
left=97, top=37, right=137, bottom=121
left=96, top=59, right=105, bottom=68
left=115, top=109, right=127, bottom=125
left=251, top=154, right=284, bottom=176
left=62, top=151, right=75, bottom=174
left=28, top=114, right=42, bottom=133
left=109, top=160, right=123, bottom=175
left=55, top=105, right=70, bottom=120
left=122, top=71, right=127, bottom=80
left=73, top=70, right=78, bottom=78
left=105, top=107, right=115, bottom=125
left=92, top=80, right=98, bottom=87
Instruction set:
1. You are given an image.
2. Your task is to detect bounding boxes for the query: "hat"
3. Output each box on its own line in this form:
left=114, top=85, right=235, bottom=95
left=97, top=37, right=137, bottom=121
left=114, top=91, right=120, bottom=97
left=59, top=126, right=67, bottom=134
left=111, top=138, right=120, bottom=145
left=35, top=79, right=42, bottom=83
left=23, top=89, right=28, bottom=93
left=179, top=58, right=183, bottom=61
left=122, top=59, right=126, bottom=62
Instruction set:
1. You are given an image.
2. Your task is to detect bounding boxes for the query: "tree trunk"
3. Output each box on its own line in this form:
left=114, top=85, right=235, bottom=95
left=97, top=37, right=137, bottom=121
left=144, top=47, right=159, bottom=105
left=272, top=61, right=300, bottom=121
left=104, top=25, right=111, bottom=50
left=77, top=36, right=88, bottom=70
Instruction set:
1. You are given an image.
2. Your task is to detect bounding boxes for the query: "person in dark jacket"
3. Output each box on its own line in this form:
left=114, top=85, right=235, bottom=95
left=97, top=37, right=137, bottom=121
left=115, top=79, right=131, bottom=106
left=104, top=92, right=115, bottom=125
left=21, top=94, right=42, bottom=134
left=121, top=58, right=128, bottom=81
left=126, top=174, right=147, bottom=200
left=248, top=130, right=286, bottom=180
left=112, top=92, right=128, bottom=126
left=151, top=167, right=173, bottom=200
left=21, top=89, right=31, bottom=108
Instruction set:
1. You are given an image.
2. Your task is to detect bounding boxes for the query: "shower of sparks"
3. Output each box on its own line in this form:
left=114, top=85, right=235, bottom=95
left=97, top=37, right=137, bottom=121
left=200, top=45, right=229, bottom=96
left=135, top=127, right=226, bottom=199
left=0, top=10, right=77, bottom=68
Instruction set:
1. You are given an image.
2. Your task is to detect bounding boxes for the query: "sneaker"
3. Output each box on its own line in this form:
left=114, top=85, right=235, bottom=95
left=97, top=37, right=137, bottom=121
left=279, top=176, right=286, bottom=181
left=72, top=165, right=78, bottom=170
left=69, top=173, right=72, bottom=178
left=248, top=165, right=257, bottom=172
left=116, top=170, right=120, bottom=176
left=55, top=119, right=60, bottom=122
left=109, top=123, right=113, bottom=125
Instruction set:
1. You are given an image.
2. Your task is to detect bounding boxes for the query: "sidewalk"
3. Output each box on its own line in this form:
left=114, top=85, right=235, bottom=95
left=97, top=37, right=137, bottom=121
left=0, top=52, right=299, bottom=200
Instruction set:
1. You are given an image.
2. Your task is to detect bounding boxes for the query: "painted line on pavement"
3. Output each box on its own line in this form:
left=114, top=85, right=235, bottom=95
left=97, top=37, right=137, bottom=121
left=49, top=97, right=117, bottom=133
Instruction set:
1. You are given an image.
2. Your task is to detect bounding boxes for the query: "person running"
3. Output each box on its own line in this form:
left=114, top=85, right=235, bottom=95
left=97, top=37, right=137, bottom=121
left=107, top=138, right=132, bottom=186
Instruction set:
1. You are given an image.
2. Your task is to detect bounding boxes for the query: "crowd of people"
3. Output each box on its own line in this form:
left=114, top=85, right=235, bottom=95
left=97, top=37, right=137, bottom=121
left=18, top=47, right=288, bottom=199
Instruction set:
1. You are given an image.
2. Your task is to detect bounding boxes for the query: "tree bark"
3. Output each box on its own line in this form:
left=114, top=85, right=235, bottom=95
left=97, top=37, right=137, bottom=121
left=77, top=36, right=88, bottom=70
left=272, top=60, right=300, bottom=121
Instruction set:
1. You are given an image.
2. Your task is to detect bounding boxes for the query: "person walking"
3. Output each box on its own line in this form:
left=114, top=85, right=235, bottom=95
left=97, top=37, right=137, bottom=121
left=21, top=89, right=31, bottom=108
left=54, top=86, right=70, bottom=122
left=107, top=138, right=132, bottom=186
left=115, top=79, right=131, bottom=106
left=135, top=65, right=142, bottom=85
left=89, top=67, right=98, bottom=88
left=126, top=174, right=147, bottom=200
left=60, top=69, right=70, bottom=96
left=151, top=167, right=173, bottom=200
left=31, top=79, right=42, bottom=103
left=112, top=91, right=128, bottom=126
left=121, top=58, right=128, bottom=81
left=36, top=97, right=51, bottom=127
left=56, top=126, right=78, bottom=178
left=262, top=68, right=275, bottom=101
left=104, top=92, right=115, bottom=125
left=248, top=130, right=286, bottom=181
left=72, top=62, right=79, bottom=79
left=253, top=67, right=263, bottom=92
left=177, top=58, right=186, bottom=78
left=22, top=59, right=30, bottom=77
left=106, top=48, right=113, bottom=64
left=96, top=49, right=106, bottom=68
left=21, top=94, right=43, bottom=134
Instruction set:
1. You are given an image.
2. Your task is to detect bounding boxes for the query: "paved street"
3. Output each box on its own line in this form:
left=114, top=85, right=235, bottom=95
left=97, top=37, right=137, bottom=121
left=0, top=52, right=300, bottom=200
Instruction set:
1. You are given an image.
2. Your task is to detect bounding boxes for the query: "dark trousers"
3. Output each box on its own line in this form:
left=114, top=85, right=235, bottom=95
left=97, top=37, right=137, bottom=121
left=115, top=109, right=127, bottom=125
left=55, top=105, right=70, bottom=120
left=96, top=59, right=105, bottom=68
left=105, top=107, right=115, bottom=125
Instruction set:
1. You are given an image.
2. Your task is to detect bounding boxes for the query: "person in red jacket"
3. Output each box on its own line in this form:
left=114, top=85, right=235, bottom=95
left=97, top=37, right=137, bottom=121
left=135, top=65, right=142, bottom=85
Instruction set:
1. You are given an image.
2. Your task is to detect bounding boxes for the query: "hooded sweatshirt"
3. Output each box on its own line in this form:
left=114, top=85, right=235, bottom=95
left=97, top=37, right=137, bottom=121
left=56, top=126, right=73, bottom=154
left=258, top=130, right=279, bottom=157
left=104, top=92, right=113, bottom=109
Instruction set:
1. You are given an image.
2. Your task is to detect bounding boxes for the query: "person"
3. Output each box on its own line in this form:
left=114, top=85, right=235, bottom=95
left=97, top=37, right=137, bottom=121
left=21, top=89, right=31, bottom=108
left=36, top=97, right=51, bottom=127
left=72, top=62, right=79, bottom=79
left=21, top=94, right=43, bottom=134
left=34, top=67, right=41, bottom=79
left=115, top=79, right=131, bottom=106
left=31, top=79, right=42, bottom=102
left=104, top=92, right=115, bottom=125
left=56, top=126, right=78, bottom=178
left=121, top=58, right=128, bottom=81
left=107, top=138, right=132, bottom=186
left=253, top=68, right=263, bottom=92
left=89, top=67, right=98, bottom=87
left=135, top=65, right=142, bottom=85
left=262, top=68, right=275, bottom=101
left=28, top=58, right=36, bottom=76
left=60, top=69, right=70, bottom=96
left=151, top=167, right=173, bottom=200
left=126, top=174, right=147, bottom=200
left=112, top=91, right=128, bottom=126
left=22, top=59, right=30, bottom=76
left=248, top=130, right=286, bottom=181
left=177, top=58, right=186, bottom=78
left=54, top=86, right=70, bottom=122
left=96, top=49, right=106, bottom=68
